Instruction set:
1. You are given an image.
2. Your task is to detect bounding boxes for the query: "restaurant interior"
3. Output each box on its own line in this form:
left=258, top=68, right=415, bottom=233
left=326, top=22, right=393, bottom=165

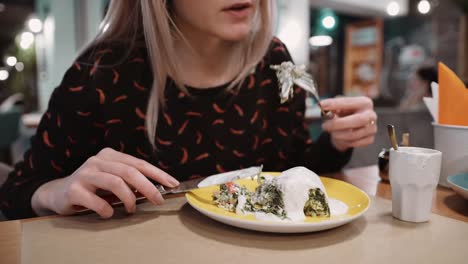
left=1, top=0, right=466, bottom=167
left=0, top=0, right=467, bottom=263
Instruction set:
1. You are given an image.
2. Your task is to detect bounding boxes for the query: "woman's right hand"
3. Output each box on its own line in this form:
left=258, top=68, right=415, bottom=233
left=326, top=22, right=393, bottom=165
left=31, top=148, right=180, bottom=218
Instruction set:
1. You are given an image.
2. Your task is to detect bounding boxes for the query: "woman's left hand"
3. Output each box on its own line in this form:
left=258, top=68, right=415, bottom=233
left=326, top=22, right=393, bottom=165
left=320, top=96, right=377, bottom=152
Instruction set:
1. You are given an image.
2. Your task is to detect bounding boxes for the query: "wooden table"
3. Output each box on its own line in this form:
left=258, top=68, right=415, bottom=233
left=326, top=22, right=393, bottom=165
left=1, top=165, right=467, bottom=264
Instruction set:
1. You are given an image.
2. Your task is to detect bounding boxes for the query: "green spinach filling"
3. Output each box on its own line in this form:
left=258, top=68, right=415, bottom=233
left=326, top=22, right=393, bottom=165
left=212, top=183, right=251, bottom=212
left=304, top=188, right=330, bottom=217
left=250, top=180, right=287, bottom=219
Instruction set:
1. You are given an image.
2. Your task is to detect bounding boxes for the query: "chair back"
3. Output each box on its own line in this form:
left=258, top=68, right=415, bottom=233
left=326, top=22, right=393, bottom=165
left=0, top=162, right=12, bottom=186
left=0, top=108, right=21, bottom=149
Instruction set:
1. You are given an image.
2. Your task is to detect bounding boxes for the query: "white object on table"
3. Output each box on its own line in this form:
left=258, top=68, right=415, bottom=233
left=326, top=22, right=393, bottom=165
left=433, top=123, right=468, bottom=187
left=389, top=146, right=442, bottom=223
left=197, top=166, right=262, bottom=188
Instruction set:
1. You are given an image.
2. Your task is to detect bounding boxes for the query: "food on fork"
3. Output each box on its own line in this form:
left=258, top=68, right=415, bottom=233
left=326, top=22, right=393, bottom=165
left=212, top=167, right=330, bottom=221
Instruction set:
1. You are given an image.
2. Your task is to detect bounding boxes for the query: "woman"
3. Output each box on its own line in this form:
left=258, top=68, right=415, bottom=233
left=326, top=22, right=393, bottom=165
left=399, top=66, right=438, bottom=110
left=0, top=0, right=377, bottom=220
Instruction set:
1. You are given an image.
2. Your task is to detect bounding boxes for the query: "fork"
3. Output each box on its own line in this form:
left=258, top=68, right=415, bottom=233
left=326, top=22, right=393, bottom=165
left=293, top=75, right=335, bottom=120
left=271, top=62, right=334, bottom=120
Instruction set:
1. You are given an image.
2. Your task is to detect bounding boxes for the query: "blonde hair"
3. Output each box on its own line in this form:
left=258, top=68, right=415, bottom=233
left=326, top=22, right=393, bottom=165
left=90, top=0, right=273, bottom=147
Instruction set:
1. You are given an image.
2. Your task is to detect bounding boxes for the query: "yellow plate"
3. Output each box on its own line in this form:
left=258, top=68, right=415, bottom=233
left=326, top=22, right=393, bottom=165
left=186, top=173, right=370, bottom=233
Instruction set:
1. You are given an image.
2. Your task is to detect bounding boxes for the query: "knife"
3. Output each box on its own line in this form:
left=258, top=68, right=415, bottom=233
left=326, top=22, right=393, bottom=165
left=73, top=166, right=262, bottom=213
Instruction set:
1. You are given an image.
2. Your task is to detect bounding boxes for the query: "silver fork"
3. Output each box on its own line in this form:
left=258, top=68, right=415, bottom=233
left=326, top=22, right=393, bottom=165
left=293, top=76, right=335, bottom=120
left=271, top=62, right=334, bottom=120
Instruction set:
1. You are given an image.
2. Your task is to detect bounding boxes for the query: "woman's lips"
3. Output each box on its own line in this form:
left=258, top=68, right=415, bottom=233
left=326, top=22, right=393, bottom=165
left=222, top=2, right=253, bottom=18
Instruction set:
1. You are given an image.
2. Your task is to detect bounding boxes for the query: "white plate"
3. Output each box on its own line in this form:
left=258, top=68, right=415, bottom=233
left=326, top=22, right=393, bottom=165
left=197, top=166, right=262, bottom=187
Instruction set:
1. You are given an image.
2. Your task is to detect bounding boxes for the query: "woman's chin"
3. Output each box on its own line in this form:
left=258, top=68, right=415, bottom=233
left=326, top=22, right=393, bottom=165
left=211, top=22, right=251, bottom=41
left=219, top=30, right=252, bottom=42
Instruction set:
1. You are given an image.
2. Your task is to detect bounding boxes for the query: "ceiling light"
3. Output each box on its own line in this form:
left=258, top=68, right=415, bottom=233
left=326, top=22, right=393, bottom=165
left=15, top=62, right=24, bottom=72
left=6, top=56, right=17, bottom=67
left=309, top=35, right=333, bottom=47
left=28, top=18, right=43, bottom=33
left=20, top=40, right=32, bottom=49
left=0, top=70, right=9, bottom=81
left=322, top=16, right=336, bottom=30
left=19, top=32, right=35, bottom=49
left=417, top=0, right=431, bottom=14
left=21, top=32, right=34, bottom=42
left=0, top=3, right=5, bottom=13
left=387, top=1, right=400, bottom=16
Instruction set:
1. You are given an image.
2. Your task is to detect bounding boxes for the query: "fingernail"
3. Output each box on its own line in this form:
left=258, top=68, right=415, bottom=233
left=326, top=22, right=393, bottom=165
left=155, top=193, right=165, bottom=205
left=102, top=208, right=114, bottom=219
left=129, top=205, right=136, bottom=214
left=320, top=99, right=330, bottom=107
left=168, top=178, right=180, bottom=187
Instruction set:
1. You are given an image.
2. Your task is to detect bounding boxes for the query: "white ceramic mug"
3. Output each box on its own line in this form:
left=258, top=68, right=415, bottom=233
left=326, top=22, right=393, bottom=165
left=389, top=147, right=442, bottom=223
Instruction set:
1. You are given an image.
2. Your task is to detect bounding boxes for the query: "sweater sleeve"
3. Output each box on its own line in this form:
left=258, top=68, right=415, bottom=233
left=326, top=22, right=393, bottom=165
left=268, top=38, right=352, bottom=174
left=0, top=56, right=103, bottom=220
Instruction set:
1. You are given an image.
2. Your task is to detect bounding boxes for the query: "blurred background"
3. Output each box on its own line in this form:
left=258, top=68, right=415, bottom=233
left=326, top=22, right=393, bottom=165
left=0, top=0, right=466, bottom=168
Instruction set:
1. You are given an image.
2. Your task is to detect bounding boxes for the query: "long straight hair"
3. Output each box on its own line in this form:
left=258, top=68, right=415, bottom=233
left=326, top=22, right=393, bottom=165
left=88, top=0, right=273, bottom=147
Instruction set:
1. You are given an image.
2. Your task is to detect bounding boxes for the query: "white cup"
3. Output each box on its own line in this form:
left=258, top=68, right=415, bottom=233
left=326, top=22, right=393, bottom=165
left=433, top=123, right=468, bottom=187
left=389, top=147, right=442, bottom=223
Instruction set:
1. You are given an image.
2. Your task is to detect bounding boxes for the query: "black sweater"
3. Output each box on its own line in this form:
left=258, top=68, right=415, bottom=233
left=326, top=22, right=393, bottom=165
left=0, top=38, right=351, bottom=219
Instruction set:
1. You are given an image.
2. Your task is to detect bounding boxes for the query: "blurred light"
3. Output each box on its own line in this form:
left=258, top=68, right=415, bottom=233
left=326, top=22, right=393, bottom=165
left=6, top=56, right=17, bottom=67
left=418, top=0, right=431, bottom=14
left=15, top=62, right=24, bottom=72
left=20, top=40, right=32, bottom=49
left=277, top=20, right=303, bottom=51
left=0, top=70, right=9, bottom=81
left=322, top=16, right=336, bottom=30
left=0, top=3, right=5, bottom=12
left=387, top=1, right=400, bottom=16
left=20, top=32, right=35, bottom=49
left=309, top=35, right=333, bottom=47
left=28, top=18, right=43, bottom=33
left=21, top=31, right=34, bottom=42
left=44, top=16, right=55, bottom=37
left=100, top=21, right=110, bottom=32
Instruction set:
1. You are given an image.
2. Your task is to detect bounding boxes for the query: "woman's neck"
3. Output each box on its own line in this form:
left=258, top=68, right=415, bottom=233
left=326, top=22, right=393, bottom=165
left=174, top=21, right=243, bottom=88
